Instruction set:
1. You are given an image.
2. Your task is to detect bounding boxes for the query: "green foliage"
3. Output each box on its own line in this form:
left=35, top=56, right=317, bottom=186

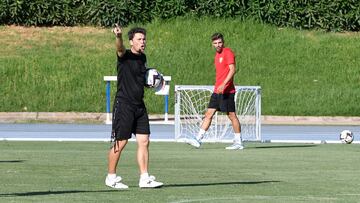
left=194, top=0, right=247, bottom=18
left=85, top=0, right=153, bottom=27
left=85, top=0, right=128, bottom=27
left=151, top=0, right=188, bottom=19
left=0, top=0, right=8, bottom=23
left=252, top=0, right=360, bottom=31
left=1, top=0, right=87, bottom=26
left=0, top=0, right=359, bottom=31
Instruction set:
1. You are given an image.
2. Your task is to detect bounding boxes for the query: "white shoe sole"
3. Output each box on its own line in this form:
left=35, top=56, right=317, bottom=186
left=139, top=184, right=163, bottom=188
left=139, top=179, right=164, bottom=188
left=225, top=145, right=244, bottom=150
left=139, top=183, right=164, bottom=188
left=105, top=183, right=129, bottom=189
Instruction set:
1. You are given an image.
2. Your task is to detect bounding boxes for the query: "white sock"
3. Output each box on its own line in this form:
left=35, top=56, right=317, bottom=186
left=234, top=133, right=242, bottom=144
left=107, top=173, right=116, bottom=179
left=140, top=172, right=149, bottom=179
left=197, top=128, right=206, bottom=140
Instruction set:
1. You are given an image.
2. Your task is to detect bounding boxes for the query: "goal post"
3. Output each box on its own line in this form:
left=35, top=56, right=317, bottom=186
left=175, top=85, right=261, bottom=142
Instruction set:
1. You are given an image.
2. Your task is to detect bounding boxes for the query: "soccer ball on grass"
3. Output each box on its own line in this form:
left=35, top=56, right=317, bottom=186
left=339, top=130, right=354, bottom=144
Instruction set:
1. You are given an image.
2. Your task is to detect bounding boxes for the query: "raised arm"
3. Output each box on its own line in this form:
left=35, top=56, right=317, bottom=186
left=113, top=24, right=126, bottom=57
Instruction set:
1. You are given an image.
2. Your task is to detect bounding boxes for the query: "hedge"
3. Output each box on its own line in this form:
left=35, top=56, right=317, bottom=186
left=0, top=0, right=359, bottom=31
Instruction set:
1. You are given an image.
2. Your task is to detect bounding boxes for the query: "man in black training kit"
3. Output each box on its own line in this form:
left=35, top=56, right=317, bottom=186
left=105, top=25, right=163, bottom=189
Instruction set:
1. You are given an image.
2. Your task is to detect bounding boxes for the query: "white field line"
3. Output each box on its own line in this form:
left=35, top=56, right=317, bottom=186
left=1, top=137, right=359, bottom=144
left=0, top=138, right=176, bottom=142
left=264, top=140, right=360, bottom=144
left=169, top=195, right=339, bottom=203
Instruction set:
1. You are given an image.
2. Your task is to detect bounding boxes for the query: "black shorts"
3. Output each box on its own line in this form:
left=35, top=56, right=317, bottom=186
left=208, top=93, right=236, bottom=112
left=112, top=98, right=150, bottom=140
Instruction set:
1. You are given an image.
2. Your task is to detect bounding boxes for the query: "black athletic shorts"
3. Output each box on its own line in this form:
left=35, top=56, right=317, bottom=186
left=112, top=98, right=150, bottom=140
left=208, top=93, right=236, bottom=112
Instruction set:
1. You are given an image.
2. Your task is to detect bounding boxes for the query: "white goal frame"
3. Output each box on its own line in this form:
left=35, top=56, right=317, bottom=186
left=175, top=85, right=261, bottom=142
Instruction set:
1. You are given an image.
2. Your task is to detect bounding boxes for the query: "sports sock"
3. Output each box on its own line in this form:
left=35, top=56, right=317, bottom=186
left=107, top=173, right=116, bottom=179
left=196, top=128, right=206, bottom=140
left=140, top=172, right=149, bottom=179
left=234, top=133, right=242, bottom=144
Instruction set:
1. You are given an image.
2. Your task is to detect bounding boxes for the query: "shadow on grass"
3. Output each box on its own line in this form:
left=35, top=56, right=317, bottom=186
left=198, top=144, right=318, bottom=150
left=164, top=180, right=280, bottom=188
left=0, top=160, right=25, bottom=163
left=253, top=144, right=318, bottom=149
left=1, top=181, right=280, bottom=196
left=0, top=190, right=120, bottom=197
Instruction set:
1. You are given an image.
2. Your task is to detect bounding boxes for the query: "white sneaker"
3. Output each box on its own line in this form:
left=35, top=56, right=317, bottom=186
left=186, top=137, right=201, bottom=148
left=139, top=175, right=163, bottom=188
left=225, top=143, right=244, bottom=150
left=105, top=176, right=129, bottom=189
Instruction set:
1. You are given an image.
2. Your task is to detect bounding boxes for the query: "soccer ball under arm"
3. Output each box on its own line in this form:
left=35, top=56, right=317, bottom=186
left=145, top=68, right=164, bottom=88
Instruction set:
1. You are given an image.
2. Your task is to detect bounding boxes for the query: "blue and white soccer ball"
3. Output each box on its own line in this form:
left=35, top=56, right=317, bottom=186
left=340, top=130, right=354, bottom=144
left=145, top=68, right=163, bottom=88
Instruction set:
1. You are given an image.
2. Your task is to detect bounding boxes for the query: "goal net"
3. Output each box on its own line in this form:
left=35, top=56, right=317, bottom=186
left=174, top=85, right=261, bottom=142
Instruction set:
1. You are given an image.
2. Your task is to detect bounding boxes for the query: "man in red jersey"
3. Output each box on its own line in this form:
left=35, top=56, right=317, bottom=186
left=188, top=33, right=243, bottom=150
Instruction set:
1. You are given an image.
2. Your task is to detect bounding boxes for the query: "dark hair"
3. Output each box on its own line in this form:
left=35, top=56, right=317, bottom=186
left=211, top=33, right=224, bottom=42
left=128, top=27, right=146, bottom=40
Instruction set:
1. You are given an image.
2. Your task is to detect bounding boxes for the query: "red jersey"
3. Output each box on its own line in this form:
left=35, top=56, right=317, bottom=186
left=214, top=47, right=236, bottom=94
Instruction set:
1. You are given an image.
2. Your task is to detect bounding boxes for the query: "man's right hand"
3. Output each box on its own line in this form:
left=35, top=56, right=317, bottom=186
left=113, top=23, right=122, bottom=37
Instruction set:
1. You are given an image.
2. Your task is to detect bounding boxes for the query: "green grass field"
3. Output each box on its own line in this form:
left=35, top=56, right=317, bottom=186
left=1, top=141, right=359, bottom=203
left=1, top=17, right=360, bottom=116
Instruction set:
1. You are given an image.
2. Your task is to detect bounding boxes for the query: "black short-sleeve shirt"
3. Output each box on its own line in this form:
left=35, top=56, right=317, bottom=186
left=116, top=50, right=147, bottom=106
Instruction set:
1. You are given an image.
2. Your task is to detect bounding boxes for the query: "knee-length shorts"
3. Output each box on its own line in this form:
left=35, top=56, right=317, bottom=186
left=208, top=93, right=236, bottom=112
left=112, top=98, right=150, bottom=141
